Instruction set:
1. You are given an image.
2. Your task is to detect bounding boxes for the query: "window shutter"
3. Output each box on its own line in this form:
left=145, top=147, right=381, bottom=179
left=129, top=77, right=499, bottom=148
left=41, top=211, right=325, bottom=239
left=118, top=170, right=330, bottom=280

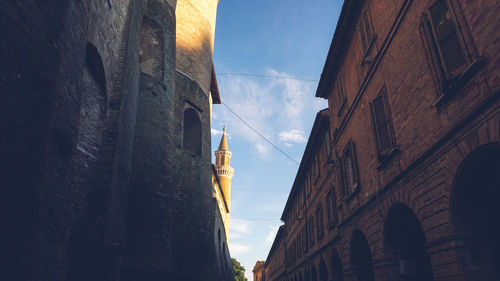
left=350, top=141, right=360, bottom=190
left=360, top=19, right=368, bottom=51
left=427, top=0, right=467, bottom=77
left=371, top=95, right=392, bottom=155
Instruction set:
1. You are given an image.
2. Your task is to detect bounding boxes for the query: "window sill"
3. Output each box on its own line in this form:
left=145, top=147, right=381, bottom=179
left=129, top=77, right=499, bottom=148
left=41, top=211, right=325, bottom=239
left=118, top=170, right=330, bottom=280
left=376, top=146, right=399, bottom=169
left=345, top=184, right=359, bottom=201
left=434, top=57, right=485, bottom=107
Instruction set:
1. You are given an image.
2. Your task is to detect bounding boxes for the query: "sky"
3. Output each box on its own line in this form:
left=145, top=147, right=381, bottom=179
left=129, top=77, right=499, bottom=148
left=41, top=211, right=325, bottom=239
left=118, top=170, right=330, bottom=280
left=211, top=1, right=343, bottom=279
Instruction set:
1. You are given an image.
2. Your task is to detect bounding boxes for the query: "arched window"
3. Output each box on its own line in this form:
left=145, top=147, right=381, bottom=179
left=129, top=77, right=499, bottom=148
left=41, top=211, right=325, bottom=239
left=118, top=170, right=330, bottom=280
left=69, top=43, right=108, bottom=281
left=139, top=16, right=164, bottom=80
left=183, top=108, right=201, bottom=155
left=76, top=43, right=107, bottom=166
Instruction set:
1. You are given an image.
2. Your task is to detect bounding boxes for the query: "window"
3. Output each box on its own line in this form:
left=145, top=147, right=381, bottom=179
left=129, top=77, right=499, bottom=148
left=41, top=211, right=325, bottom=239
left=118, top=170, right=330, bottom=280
left=183, top=108, right=202, bottom=155
left=302, top=227, right=307, bottom=252
left=306, top=173, right=312, bottom=197
left=370, top=89, right=396, bottom=158
left=359, top=9, right=375, bottom=54
left=333, top=74, right=347, bottom=115
left=422, top=0, right=482, bottom=98
left=326, top=190, right=337, bottom=228
left=139, top=16, right=164, bottom=80
left=423, top=0, right=467, bottom=79
left=308, top=216, right=315, bottom=247
left=324, top=129, right=331, bottom=158
left=315, top=154, right=321, bottom=182
left=316, top=204, right=324, bottom=240
left=340, top=140, right=360, bottom=198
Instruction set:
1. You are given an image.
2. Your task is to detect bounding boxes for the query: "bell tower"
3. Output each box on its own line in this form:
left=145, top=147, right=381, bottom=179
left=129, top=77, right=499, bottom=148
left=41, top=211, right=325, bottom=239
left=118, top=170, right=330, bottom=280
left=215, top=126, right=234, bottom=212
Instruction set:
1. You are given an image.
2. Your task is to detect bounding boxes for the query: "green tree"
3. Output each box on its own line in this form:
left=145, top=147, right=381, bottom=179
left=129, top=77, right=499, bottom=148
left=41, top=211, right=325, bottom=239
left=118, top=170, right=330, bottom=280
left=232, top=258, right=248, bottom=281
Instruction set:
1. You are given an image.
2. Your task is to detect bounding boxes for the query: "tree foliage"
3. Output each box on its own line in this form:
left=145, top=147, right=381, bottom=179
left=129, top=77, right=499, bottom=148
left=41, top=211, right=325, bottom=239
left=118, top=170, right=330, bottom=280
left=232, top=258, right=248, bottom=281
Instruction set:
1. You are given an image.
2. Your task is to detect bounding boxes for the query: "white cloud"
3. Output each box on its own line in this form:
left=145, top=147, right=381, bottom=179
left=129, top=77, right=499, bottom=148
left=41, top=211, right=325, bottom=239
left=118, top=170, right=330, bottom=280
left=229, top=243, right=250, bottom=255
left=211, top=128, right=223, bottom=136
left=256, top=143, right=271, bottom=158
left=215, top=68, right=326, bottom=159
left=279, top=129, right=307, bottom=146
left=265, top=225, right=281, bottom=245
left=231, top=218, right=251, bottom=237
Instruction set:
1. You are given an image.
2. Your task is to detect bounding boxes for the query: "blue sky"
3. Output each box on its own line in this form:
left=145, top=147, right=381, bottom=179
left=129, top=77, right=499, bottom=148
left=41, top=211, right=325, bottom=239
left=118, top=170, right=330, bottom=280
left=211, top=1, right=343, bottom=279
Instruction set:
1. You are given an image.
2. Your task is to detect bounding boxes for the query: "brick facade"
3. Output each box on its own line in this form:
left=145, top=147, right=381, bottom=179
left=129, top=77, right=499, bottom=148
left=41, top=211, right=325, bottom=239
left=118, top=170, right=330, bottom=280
left=263, top=0, right=499, bottom=281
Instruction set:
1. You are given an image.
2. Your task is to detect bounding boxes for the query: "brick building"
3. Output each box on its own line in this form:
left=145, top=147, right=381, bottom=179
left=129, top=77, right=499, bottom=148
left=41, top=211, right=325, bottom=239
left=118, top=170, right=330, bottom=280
left=263, top=0, right=499, bottom=281
left=253, top=260, right=266, bottom=281
left=0, top=0, right=234, bottom=281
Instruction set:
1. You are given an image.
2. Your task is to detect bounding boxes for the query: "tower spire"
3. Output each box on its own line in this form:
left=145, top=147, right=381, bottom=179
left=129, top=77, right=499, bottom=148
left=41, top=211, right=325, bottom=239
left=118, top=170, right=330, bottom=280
left=214, top=126, right=234, bottom=237
left=218, top=125, right=229, bottom=151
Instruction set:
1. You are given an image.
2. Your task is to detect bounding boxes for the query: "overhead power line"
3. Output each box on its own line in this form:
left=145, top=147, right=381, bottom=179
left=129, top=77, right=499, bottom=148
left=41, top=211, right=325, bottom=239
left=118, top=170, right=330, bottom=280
left=221, top=101, right=300, bottom=165
left=217, top=72, right=318, bottom=82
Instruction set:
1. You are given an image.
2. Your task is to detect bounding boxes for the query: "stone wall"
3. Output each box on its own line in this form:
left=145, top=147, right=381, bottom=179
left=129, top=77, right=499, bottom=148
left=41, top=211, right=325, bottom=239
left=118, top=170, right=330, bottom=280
left=0, top=0, right=230, bottom=280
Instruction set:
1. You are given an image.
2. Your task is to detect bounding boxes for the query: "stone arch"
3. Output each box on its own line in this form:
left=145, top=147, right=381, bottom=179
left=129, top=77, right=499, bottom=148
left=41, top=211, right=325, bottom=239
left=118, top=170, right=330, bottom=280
left=139, top=15, right=164, bottom=80
left=183, top=108, right=202, bottom=155
left=311, top=264, right=318, bottom=281
left=452, top=143, right=500, bottom=281
left=319, top=257, right=328, bottom=281
left=350, top=229, right=375, bottom=281
left=383, top=203, right=434, bottom=281
left=330, top=249, right=343, bottom=281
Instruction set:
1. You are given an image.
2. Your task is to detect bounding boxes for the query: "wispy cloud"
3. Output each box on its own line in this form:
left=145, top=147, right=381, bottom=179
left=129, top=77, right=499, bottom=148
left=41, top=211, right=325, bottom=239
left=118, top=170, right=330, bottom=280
left=279, top=129, right=307, bottom=147
left=230, top=218, right=251, bottom=239
left=211, top=128, right=223, bottom=136
left=229, top=243, right=250, bottom=255
left=216, top=68, right=325, bottom=159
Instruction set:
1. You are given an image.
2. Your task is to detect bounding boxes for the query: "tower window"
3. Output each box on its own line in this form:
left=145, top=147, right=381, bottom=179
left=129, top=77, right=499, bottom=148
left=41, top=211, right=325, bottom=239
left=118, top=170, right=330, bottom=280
left=139, top=16, right=164, bottom=80
left=183, top=108, right=202, bottom=155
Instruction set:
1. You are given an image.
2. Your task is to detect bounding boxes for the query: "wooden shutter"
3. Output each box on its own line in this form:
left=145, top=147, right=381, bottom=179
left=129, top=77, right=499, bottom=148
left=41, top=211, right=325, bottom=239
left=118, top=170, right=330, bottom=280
left=427, top=0, right=467, bottom=78
left=370, top=94, right=393, bottom=155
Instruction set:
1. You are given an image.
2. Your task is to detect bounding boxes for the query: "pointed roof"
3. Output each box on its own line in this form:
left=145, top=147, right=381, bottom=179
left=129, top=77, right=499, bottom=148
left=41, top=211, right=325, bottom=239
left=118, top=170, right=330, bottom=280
left=218, top=126, right=229, bottom=151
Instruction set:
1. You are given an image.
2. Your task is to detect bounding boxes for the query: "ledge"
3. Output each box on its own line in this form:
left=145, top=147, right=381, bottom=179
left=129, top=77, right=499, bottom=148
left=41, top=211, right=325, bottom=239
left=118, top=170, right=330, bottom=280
left=434, top=57, right=486, bottom=107
left=376, top=146, right=400, bottom=169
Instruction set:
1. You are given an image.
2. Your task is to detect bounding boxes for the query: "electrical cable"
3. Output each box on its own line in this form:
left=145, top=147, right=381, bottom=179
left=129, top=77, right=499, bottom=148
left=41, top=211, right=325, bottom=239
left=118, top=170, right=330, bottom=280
left=221, top=101, right=300, bottom=165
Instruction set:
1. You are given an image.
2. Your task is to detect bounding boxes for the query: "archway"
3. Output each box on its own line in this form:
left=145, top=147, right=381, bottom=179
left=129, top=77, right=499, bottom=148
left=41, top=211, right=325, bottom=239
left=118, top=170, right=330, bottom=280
left=350, top=230, right=374, bottom=281
left=384, top=204, right=434, bottom=281
left=311, top=265, right=318, bottom=281
left=453, top=144, right=500, bottom=281
left=319, top=258, right=328, bottom=281
left=331, top=250, right=344, bottom=281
